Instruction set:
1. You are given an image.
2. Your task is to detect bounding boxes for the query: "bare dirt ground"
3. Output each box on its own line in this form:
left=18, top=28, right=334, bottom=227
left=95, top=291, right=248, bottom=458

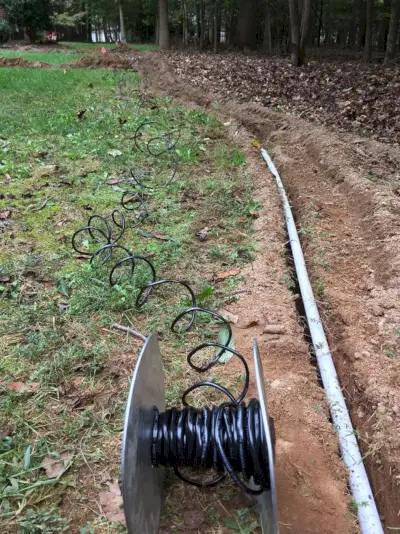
left=134, top=50, right=400, bottom=532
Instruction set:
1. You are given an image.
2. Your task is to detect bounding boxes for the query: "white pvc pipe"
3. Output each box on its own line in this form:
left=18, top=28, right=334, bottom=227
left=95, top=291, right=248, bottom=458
left=261, top=148, right=384, bottom=534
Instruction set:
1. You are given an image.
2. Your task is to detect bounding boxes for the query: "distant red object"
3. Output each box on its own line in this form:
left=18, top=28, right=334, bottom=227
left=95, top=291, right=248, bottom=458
left=46, top=31, right=58, bottom=41
left=101, top=47, right=107, bottom=54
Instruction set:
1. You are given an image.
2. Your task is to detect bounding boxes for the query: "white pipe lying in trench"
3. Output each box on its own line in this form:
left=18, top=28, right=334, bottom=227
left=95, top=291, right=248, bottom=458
left=261, top=148, right=384, bottom=534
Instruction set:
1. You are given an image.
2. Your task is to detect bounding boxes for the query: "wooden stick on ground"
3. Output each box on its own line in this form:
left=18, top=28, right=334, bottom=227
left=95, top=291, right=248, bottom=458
left=112, top=324, right=147, bottom=342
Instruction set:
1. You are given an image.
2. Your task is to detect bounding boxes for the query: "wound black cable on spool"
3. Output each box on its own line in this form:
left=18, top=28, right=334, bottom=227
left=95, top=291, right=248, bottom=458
left=71, top=93, right=274, bottom=495
left=152, top=400, right=273, bottom=494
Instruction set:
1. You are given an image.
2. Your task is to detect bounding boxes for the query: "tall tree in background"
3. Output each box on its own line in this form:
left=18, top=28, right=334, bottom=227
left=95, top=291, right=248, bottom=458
left=384, top=0, right=400, bottom=63
left=158, top=0, right=169, bottom=48
left=1, top=0, right=399, bottom=61
left=118, top=0, right=127, bottom=44
left=364, top=0, right=374, bottom=61
left=289, top=0, right=312, bottom=65
left=236, top=0, right=257, bottom=48
left=5, top=0, right=54, bottom=41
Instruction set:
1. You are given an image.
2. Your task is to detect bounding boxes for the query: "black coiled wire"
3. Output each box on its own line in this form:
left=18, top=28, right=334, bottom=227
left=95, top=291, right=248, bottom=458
left=71, top=80, right=272, bottom=494
left=152, top=401, right=272, bottom=494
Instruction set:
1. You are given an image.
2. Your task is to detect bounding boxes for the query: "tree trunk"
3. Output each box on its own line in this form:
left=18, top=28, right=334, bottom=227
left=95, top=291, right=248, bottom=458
left=200, top=0, right=205, bottom=49
left=358, top=0, right=367, bottom=47
left=102, top=19, right=108, bottom=42
left=182, top=0, right=188, bottom=47
left=347, top=0, right=358, bottom=48
left=26, top=25, right=36, bottom=42
left=155, top=14, right=159, bottom=46
left=263, top=4, right=272, bottom=53
left=158, top=0, right=169, bottom=49
left=289, top=0, right=312, bottom=65
left=317, top=0, right=323, bottom=46
left=384, top=0, right=400, bottom=62
left=289, top=0, right=301, bottom=64
left=213, top=0, right=218, bottom=53
left=196, top=3, right=200, bottom=46
left=299, top=0, right=312, bottom=58
left=364, top=0, right=374, bottom=61
left=86, top=0, right=92, bottom=42
left=118, top=0, right=127, bottom=44
left=236, top=0, right=257, bottom=49
left=378, top=0, right=391, bottom=50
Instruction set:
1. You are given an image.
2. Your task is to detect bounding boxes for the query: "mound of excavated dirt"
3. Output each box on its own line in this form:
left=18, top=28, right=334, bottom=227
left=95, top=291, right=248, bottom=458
left=66, top=54, right=135, bottom=70
left=164, top=51, right=400, bottom=145
left=0, top=57, right=51, bottom=68
left=109, top=44, right=133, bottom=54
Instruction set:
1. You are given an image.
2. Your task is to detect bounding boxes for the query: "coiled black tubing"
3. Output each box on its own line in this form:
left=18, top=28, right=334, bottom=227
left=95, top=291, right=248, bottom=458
left=152, top=401, right=274, bottom=494
left=71, top=84, right=273, bottom=494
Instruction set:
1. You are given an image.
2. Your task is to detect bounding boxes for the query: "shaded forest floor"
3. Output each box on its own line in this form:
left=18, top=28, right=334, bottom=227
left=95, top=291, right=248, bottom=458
left=165, top=51, right=400, bottom=145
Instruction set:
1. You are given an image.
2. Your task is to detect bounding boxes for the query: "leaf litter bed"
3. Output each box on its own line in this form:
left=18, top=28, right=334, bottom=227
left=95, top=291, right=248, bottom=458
left=164, top=51, right=400, bottom=145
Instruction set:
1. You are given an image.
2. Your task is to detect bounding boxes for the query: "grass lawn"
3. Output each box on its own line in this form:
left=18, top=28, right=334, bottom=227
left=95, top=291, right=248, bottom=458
left=0, top=67, right=258, bottom=533
left=0, top=50, right=86, bottom=65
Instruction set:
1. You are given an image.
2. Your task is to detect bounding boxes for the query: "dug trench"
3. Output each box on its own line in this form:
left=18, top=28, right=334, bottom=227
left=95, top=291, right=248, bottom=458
left=135, top=51, right=400, bottom=532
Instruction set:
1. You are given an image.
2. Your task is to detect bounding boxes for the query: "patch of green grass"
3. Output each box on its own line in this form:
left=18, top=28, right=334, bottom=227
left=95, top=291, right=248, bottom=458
left=223, top=507, right=259, bottom=533
left=0, top=50, right=85, bottom=65
left=0, top=67, right=257, bottom=532
left=62, top=41, right=158, bottom=52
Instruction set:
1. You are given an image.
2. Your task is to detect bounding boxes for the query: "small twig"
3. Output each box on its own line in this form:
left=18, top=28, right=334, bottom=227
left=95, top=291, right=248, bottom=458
left=32, top=198, right=53, bottom=211
left=112, top=323, right=146, bottom=342
left=286, top=458, right=312, bottom=477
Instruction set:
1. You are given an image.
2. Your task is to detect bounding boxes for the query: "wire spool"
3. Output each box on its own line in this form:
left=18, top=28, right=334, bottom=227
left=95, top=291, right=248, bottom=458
left=121, top=335, right=279, bottom=534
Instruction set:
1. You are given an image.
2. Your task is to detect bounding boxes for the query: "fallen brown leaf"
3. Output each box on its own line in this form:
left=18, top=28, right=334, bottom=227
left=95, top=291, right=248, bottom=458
left=42, top=451, right=73, bottom=479
left=237, top=217, right=247, bottom=223
left=0, top=210, right=11, bottom=219
left=184, top=510, right=205, bottom=529
left=214, top=269, right=241, bottom=282
left=152, top=231, right=172, bottom=241
left=220, top=309, right=239, bottom=324
left=0, top=381, right=39, bottom=393
left=249, top=210, right=260, bottom=218
left=99, top=479, right=126, bottom=526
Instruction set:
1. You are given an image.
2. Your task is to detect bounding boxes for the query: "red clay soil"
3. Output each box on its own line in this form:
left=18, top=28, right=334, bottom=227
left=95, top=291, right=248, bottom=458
left=135, top=50, right=400, bottom=533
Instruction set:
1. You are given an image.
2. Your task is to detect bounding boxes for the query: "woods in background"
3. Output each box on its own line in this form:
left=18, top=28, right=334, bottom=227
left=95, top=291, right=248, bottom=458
left=0, top=0, right=399, bottom=65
